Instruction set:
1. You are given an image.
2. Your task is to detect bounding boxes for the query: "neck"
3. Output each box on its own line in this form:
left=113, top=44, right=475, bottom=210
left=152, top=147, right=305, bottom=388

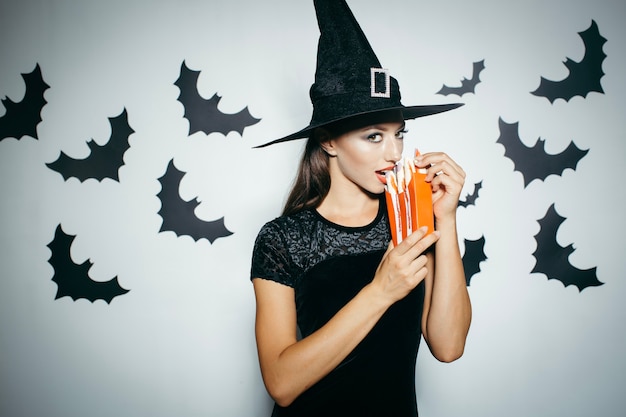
left=317, top=183, right=380, bottom=227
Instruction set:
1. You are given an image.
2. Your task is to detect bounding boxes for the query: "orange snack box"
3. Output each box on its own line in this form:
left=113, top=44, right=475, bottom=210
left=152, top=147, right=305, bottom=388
left=384, top=150, right=434, bottom=246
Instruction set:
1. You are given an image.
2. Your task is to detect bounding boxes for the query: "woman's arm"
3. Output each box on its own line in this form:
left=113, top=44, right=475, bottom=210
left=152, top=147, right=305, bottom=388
left=417, top=152, right=472, bottom=362
left=421, top=218, right=471, bottom=362
left=253, top=226, right=439, bottom=407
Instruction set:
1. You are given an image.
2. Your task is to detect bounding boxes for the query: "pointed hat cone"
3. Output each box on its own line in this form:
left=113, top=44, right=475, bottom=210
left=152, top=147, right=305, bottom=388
left=256, top=0, right=461, bottom=147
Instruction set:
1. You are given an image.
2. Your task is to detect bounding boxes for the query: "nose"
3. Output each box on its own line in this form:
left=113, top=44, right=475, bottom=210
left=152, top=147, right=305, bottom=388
left=384, top=135, right=403, bottom=163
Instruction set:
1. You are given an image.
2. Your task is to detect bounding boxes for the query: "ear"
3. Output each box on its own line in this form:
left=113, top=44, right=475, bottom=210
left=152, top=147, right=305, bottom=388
left=317, top=128, right=337, bottom=156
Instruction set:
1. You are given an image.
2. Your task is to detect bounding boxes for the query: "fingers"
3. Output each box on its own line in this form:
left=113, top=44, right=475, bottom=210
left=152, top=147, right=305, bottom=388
left=408, top=254, right=430, bottom=284
left=415, top=152, right=465, bottom=183
left=394, top=226, right=440, bottom=258
left=431, top=163, right=464, bottom=196
left=415, top=152, right=465, bottom=197
left=387, top=231, right=436, bottom=288
left=374, top=227, right=438, bottom=303
left=422, top=152, right=465, bottom=177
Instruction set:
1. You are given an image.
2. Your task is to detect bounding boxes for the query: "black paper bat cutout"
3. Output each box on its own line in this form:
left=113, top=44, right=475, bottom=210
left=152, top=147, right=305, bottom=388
left=531, top=204, right=602, bottom=291
left=462, top=236, right=487, bottom=286
left=458, top=181, right=483, bottom=208
left=437, top=60, right=485, bottom=97
left=531, top=20, right=606, bottom=103
left=47, top=224, right=130, bottom=303
left=157, top=159, right=233, bottom=243
left=496, top=118, right=588, bottom=187
left=174, top=61, right=260, bottom=136
left=0, top=64, right=50, bottom=141
left=46, top=109, right=134, bottom=182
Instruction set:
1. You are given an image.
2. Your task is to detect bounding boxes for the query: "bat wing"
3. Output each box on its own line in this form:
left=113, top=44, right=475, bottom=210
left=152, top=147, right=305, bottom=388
left=46, top=109, right=134, bottom=182
left=174, top=61, right=260, bottom=136
left=0, top=64, right=50, bottom=141
left=437, top=60, right=485, bottom=97
left=531, top=20, right=606, bottom=103
left=462, top=236, right=487, bottom=286
left=531, top=204, right=602, bottom=291
left=47, top=224, right=130, bottom=303
left=496, top=118, right=588, bottom=187
left=458, top=181, right=483, bottom=208
left=157, top=159, right=233, bottom=243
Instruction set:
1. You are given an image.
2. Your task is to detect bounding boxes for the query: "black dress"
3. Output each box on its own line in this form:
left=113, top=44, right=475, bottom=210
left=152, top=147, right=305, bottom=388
left=251, top=202, right=425, bottom=417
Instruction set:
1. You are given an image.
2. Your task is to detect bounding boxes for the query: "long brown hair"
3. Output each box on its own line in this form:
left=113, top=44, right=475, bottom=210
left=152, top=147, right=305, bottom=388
left=282, top=130, right=330, bottom=215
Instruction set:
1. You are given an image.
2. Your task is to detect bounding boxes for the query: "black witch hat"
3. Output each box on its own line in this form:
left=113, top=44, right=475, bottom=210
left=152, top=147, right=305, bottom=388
left=256, top=0, right=462, bottom=148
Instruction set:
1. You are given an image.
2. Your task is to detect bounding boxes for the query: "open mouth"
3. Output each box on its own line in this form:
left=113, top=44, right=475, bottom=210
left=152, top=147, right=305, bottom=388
left=376, top=166, right=396, bottom=184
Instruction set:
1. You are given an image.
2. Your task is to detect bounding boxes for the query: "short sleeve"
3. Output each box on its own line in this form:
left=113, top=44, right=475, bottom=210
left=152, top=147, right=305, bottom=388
left=250, top=221, right=296, bottom=287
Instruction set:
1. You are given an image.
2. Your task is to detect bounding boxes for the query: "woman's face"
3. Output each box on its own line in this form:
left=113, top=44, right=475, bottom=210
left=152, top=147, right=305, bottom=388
left=323, top=114, right=406, bottom=195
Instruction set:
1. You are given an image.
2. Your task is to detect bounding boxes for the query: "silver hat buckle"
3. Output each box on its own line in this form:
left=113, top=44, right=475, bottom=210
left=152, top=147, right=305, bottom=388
left=370, top=68, right=391, bottom=98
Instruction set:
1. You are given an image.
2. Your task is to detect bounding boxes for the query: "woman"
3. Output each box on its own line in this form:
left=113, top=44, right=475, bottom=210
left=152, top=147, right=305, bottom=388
left=250, top=1, right=471, bottom=415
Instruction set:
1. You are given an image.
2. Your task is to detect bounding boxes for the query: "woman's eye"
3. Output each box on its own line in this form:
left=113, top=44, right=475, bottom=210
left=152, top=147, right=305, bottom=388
left=367, top=133, right=383, bottom=142
left=396, top=129, right=408, bottom=139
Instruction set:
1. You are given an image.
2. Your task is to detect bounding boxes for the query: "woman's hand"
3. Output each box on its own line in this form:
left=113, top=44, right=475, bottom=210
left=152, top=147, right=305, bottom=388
left=371, top=226, right=440, bottom=306
left=415, top=152, right=466, bottom=221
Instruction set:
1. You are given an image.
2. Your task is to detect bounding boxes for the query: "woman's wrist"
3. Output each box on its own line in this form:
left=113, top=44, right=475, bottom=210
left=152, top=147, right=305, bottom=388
left=434, top=213, right=457, bottom=231
left=361, top=282, right=394, bottom=312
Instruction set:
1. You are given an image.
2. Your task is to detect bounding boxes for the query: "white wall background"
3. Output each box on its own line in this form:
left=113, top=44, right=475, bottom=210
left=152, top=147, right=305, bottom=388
left=1, top=1, right=625, bottom=416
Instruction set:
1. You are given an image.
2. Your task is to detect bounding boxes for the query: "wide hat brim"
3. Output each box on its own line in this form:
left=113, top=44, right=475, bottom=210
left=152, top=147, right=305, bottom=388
left=254, top=102, right=463, bottom=148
